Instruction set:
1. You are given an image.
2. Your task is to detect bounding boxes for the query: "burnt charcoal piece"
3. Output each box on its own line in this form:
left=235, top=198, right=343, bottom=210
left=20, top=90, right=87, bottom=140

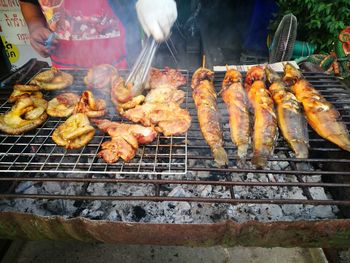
left=132, top=205, right=146, bottom=222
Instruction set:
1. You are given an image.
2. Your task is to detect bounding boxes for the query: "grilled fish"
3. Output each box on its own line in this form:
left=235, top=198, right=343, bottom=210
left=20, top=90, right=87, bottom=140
left=265, top=66, right=309, bottom=158
left=245, top=66, right=277, bottom=168
left=192, top=68, right=228, bottom=167
left=283, top=63, right=350, bottom=152
left=221, top=69, right=250, bottom=166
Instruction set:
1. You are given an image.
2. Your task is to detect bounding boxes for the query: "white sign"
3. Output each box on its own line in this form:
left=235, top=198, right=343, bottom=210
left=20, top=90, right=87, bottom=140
left=0, top=9, right=30, bottom=45
left=0, top=0, right=20, bottom=11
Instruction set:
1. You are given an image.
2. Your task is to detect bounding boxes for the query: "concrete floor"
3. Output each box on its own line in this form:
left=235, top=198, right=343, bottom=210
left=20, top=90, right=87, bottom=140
left=1, top=241, right=328, bottom=263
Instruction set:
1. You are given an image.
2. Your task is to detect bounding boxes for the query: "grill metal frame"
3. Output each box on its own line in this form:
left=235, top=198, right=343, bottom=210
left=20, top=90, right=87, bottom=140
left=0, top=69, right=350, bottom=207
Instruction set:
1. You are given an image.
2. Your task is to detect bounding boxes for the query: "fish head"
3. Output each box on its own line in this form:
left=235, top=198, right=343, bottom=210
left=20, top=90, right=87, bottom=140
left=223, top=69, right=242, bottom=87
left=192, top=68, right=214, bottom=88
left=283, top=63, right=303, bottom=86
left=265, top=66, right=281, bottom=84
left=245, top=66, right=266, bottom=89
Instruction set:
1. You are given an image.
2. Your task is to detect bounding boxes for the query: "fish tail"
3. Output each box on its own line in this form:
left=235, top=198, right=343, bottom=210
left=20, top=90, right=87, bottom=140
left=342, top=144, right=350, bottom=152
left=213, top=146, right=228, bottom=167
left=292, top=142, right=309, bottom=159
left=252, top=155, right=268, bottom=169
left=326, top=134, right=350, bottom=153
left=236, top=144, right=248, bottom=168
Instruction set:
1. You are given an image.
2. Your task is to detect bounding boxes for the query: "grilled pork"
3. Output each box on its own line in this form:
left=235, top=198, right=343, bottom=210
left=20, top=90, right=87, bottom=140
left=111, top=71, right=191, bottom=137
left=221, top=69, right=250, bottom=166
left=192, top=67, right=228, bottom=167
left=121, top=102, right=191, bottom=136
left=73, top=90, right=106, bottom=118
left=148, top=67, right=186, bottom=90
left=145, top=86, right=185, bottom=105
left=84, top=64, right=118, bottom=93
left=283, top=63, right=350, bottom=152
left=47, top=92, right=80, bottom=117
left=93, top=119, right=157, bottom=163
left=265, top=66, right=309, bottom=158
left=245, top=66, right=277, bottom=168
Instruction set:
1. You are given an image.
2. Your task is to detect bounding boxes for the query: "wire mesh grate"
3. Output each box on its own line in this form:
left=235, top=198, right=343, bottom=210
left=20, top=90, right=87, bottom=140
left=0, top=69, right=188, bottom=175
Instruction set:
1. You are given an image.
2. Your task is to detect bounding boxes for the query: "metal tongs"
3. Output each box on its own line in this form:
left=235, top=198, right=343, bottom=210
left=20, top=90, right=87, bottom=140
left=126, top=37, right=159, bottom=97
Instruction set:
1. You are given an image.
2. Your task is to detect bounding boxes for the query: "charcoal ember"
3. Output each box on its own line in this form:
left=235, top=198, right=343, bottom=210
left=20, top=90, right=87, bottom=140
left=80, top=200, right=104, bottom=219
left=42, top=182, right=62, bottom=194
left=257, top=175, right=269, bottom=182
left=132, top=205, right=146, bottom=222
left=15, top=181, right=35, bottom=193
left=161, top=201, right=193, bottom=223
left=87, top=183, right=108, bottom=196
left=282, top=203, right=304, bottom=217
left=81, top=209, right=104, bottom=219
left=196, top=171, right=210, bottom=178
left=168, top=186, right=193, bottom=198
left=258, top=205, right=284, bottom=220
left=106, top=209, right=121, bottom=221
left=1, top=199, right=51, bottom=216
left=308, top=205, right=336, bottom=219
left=197, top=185, right=212, bottom=197
left=279, top=161, right=290, bottom=170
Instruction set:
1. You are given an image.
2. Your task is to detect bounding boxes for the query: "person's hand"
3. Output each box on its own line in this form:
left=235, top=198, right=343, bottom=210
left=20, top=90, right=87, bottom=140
left=136, top=0, right=177, bottom=42
left=29, top=25, right=57, bottom=57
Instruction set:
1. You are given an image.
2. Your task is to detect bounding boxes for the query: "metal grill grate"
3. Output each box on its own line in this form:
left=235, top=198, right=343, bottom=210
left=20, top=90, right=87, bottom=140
left=0, top=69, right=350, bottom=207
left=0, top=69, right=188, bottom=175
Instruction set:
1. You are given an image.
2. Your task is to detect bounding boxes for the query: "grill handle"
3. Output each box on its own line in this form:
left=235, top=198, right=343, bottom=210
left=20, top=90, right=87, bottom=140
left=0, top=59, right=49, bottom=88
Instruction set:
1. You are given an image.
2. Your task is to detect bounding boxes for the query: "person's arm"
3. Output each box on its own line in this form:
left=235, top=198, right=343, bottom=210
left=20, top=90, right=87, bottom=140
left=20, top=1, right=57, bottom=57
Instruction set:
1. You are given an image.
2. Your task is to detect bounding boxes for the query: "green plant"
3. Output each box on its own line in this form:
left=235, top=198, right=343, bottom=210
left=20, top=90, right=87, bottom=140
left=269, top=0, right=350, bottom=53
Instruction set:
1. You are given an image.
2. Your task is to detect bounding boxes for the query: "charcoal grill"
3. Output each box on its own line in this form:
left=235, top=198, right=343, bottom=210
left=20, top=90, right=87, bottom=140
left=0, top=66, right=350, bottom=247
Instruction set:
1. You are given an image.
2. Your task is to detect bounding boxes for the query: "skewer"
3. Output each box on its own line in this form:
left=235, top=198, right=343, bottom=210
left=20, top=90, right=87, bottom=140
left=225, top=64, right=229, bottom=72
left=202, top=55, right=206, bottom=69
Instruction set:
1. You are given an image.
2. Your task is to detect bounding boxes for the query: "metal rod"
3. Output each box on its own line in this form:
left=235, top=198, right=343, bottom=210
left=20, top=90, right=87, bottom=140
left=1, top=194, right=350, bottom=206
left=1, top=177, right=350, bottom=188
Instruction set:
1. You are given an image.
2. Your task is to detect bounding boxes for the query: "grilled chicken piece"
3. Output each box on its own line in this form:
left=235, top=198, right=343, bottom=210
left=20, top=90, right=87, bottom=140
left=32, top=67, right=58, bottom=82
left=221, top=69, right=250, bottom=166
left=265, top=66, right=309, bottom=159
left=111, top=76, right=133, bottom=104
left=0, top=97, right=48, bottom=134
left=73, top=90, right=106, bottom=118
left=145, top=86, right=185, bottom=105
left=84, top=64, right=118, bottom=93
left=110, top=69, right=191, bottom=137
left=30, top=68, right=73, bottom=90
left=284, top=63, right=350, bottom=152
left=9, top=84, right=42, bottom=103
left=147, top=67, right=186, bottom=90
left=121, top=102, right=191, bottom=136
left=191, top=67, right=228, bottom=167
left=117, top=95, right=145, bottom=111
left=47, top=92, right=80, bottom=117
left=52, top=113, right=95, bottom=149
left=245, top=66, right=277, bottom=168
left=93, top=119, right=157, bottom=163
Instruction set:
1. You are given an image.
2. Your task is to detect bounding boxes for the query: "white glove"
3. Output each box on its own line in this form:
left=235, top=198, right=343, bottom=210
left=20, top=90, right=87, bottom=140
left=136, top=0, right=177, bottom=42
